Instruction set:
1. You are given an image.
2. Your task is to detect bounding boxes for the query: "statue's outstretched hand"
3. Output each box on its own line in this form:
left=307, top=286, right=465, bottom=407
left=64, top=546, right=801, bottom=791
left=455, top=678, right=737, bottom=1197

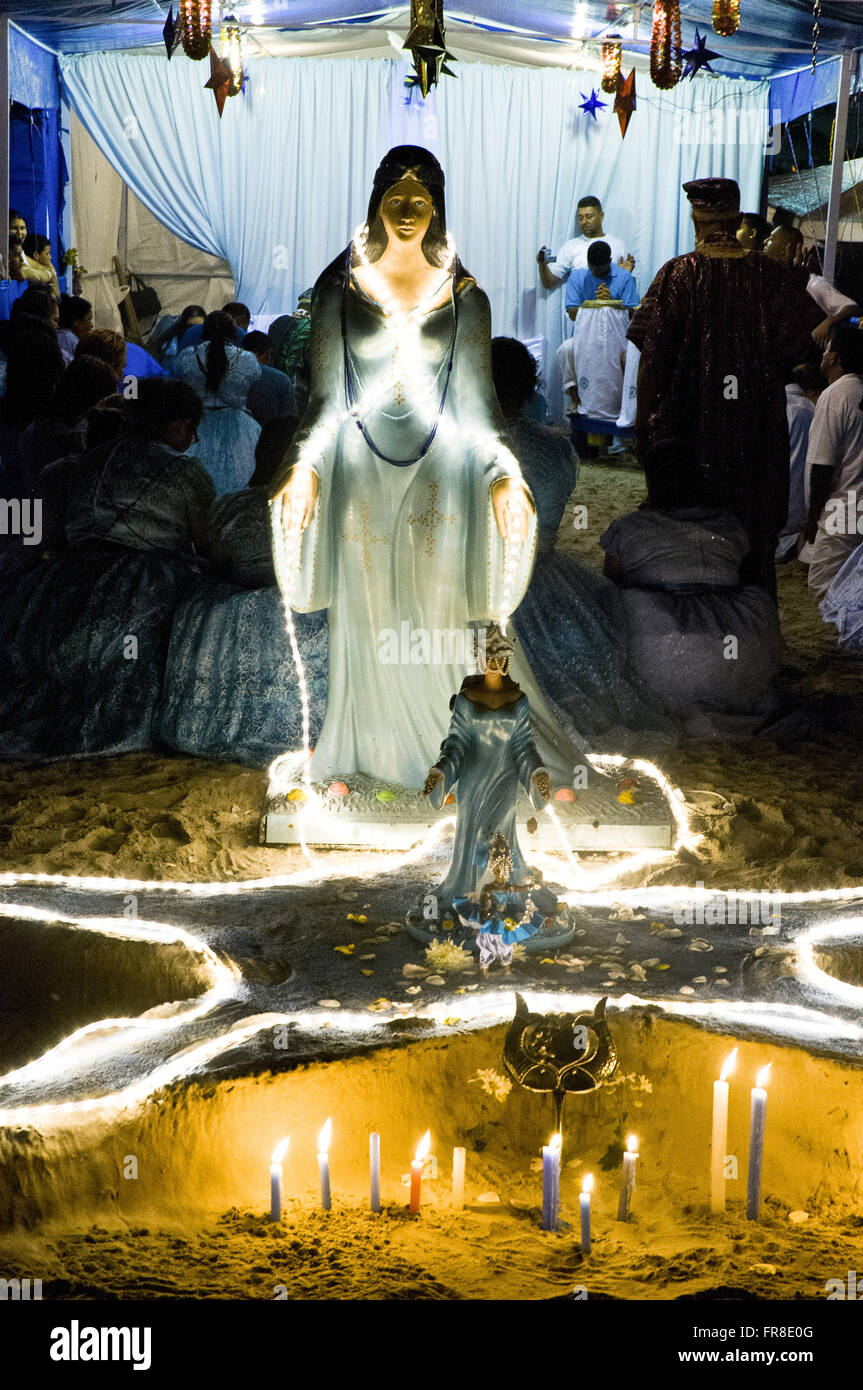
left=424, top=767, right=444, bottom=797
left=619, top=254, right=636, bottom=273
left=273, top=466, right=319, bottom=534
left=492, top=476, right=534, bottom=543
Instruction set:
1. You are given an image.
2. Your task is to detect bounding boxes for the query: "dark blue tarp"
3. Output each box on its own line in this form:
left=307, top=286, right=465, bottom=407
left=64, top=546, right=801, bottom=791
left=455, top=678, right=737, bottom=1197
left=4, top=27, right=67, bottom=313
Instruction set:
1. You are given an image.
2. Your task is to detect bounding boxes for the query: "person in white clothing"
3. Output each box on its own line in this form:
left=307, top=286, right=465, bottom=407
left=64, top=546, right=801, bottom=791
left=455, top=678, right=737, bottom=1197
left=537, top=195, right=634, bottom=291
left=775, top=362, right=826, bottom=562
left=764, top=225, right=860, bottom=347
left=803, top=325, right=863, bottom=601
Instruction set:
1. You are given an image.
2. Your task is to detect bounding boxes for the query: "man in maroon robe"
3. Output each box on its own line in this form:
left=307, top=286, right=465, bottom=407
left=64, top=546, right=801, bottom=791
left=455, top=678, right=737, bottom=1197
left=628, top=178, right=821, bottom=596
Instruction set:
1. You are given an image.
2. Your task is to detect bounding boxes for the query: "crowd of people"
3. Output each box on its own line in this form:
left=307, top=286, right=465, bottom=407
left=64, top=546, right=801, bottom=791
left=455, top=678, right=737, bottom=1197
left=0, top=169, right=862, bottom=768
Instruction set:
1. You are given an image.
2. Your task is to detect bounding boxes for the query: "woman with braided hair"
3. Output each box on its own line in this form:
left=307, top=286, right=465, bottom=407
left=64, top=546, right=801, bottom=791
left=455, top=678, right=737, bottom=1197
left=172, top=309, right=261, bottom=495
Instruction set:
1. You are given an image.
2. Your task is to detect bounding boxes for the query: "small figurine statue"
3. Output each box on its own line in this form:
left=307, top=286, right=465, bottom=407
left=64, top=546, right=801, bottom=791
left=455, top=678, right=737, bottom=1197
left=423, top=623, right=551, bottom=904
left=453, top=831, right=560, bottom=976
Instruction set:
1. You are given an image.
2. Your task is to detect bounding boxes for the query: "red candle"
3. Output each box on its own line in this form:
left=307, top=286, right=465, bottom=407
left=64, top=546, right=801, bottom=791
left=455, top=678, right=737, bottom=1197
left=410, top=1131, right=431, bottom=1213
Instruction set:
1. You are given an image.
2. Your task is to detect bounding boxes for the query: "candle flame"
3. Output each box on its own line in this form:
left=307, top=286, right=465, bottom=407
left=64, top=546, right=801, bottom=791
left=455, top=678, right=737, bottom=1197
left=548, top=1132, right=562, bottom=1155
left=756, top=1063, right=772, bottom=1089
left=720, top=1047, right=738, bottom=1082
left=271, top=1135, right=290, bottom=1166
left=627, top=1134, right=638, bottom=1154
left=318, top=1117, right=332, bottom=1153
left=582, top=1173, right=593, bottom=1194
left=415, top=1130, right=431, bottom=1163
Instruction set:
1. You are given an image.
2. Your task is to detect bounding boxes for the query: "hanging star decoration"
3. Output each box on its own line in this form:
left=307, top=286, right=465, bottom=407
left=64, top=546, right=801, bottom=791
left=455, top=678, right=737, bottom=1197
left=579, top=88, right=608, bottom=120
left=204, top=46, right=232, bottom=117
left=613, top=67, right=636, bottom=139
left=403, top=0, right=457, bottom=98
left=681, top=27, right=722, bottom=79
left=162, top=6, right=182, bottom=59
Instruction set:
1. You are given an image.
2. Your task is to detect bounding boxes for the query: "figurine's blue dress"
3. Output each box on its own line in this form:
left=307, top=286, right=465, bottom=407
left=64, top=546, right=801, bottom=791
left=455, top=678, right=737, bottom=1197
left=427, top=689, right=546, bottom=900
left=171, top=344, right=262, bottom=496
left=159, top=487, right=328, bottom=765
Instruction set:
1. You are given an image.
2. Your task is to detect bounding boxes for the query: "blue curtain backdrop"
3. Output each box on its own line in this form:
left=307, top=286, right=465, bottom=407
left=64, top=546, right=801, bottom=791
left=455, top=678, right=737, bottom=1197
left=60, top=52, right=768, bottom=401
left=3, top=27, right=66, bottom=317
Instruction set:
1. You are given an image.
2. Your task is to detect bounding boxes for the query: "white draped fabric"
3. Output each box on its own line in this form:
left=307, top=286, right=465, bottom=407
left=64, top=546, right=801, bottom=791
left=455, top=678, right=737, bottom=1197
left=61, top=53, right=768, bottom=414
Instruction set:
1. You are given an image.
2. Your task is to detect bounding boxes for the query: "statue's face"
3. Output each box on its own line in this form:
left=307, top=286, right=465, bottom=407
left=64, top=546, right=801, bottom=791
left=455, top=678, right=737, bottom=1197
left=379, top=177, right=434, bottom=248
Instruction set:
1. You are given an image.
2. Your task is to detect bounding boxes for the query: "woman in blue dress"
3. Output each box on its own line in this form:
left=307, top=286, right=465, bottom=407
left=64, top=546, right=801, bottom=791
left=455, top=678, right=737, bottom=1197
left=172, top=310, right=261, bottom=495
left=493, top=338, right=677, bottom=750
left=159, top=416, right=328, bottom=766
left=0, top=380, right=214, bottom=759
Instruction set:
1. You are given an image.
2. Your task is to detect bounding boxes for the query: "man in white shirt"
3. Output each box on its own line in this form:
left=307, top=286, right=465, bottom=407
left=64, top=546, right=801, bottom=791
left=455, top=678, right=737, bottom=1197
left=804, top=324, right=863, bottom=601
left=537, top=195, right=634, bottom=292
left=764, top=225, right=860, bottom=347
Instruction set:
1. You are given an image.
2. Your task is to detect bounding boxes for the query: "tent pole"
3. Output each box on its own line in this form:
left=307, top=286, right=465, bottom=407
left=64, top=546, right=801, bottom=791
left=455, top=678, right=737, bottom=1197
left=822, top=48, right=854, bottom=284
left=0, top=17, right=8, bottom=276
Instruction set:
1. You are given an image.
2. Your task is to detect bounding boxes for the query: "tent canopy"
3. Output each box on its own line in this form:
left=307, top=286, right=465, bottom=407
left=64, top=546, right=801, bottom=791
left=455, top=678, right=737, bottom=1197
left=2, top=0, right=862, bottom=77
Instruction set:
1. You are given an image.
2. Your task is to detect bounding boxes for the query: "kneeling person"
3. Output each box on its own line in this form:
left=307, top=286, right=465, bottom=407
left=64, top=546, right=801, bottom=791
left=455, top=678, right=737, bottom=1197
left=557, top=241, right=638, bottom=423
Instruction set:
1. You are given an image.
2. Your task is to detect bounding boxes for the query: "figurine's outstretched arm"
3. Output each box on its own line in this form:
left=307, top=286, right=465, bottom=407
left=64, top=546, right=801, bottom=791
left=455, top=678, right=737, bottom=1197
left=511, top=699, right=550, bottom=808
left=425, top=695, right=472, bottom=809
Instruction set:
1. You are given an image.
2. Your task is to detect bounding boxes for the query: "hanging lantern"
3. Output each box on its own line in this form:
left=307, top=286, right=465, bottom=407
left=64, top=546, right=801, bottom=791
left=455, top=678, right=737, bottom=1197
left=712, top=0, right=740, bottom=37
left=650, top=1, right=682, bottom=90
left=221, top=14, right=246, bottom=95
left=601, top=34, right=623, bottom=93
left=180, top=0, right=212, bottom=60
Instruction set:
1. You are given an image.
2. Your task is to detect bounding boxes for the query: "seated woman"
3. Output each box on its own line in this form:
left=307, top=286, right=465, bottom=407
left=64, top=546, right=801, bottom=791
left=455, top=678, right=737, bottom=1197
left=149, top=303, right=207, bottom=371
left=171, top=310, right=261, bottom=495
left=492, top=338, right=677, bottom=750
left=0, top=379, right=215, bottom=759
left=56, top=294, right=95, bottom=363
left=18, top=355, right=118, bottom=484
left=159, top=416, right=328, bottom=766
left=599, top=441, right=797, bottom=740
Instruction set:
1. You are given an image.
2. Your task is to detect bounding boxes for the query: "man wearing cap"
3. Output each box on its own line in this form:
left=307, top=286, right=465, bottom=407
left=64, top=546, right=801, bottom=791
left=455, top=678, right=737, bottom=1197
left=627, top=177, right=821, bottom=596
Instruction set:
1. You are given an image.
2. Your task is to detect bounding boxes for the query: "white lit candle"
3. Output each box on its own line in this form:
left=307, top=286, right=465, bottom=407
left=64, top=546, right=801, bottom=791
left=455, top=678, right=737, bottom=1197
left=617, top=1134, right=638, bottom=1222
left=318, top=1118, right=332, bottom=1211
left=410, top=1131, right=431, bottom=1214
left=746, top=1065, right=771, bottom=1221
left=370, top=1132, right=381, bottom=1213
left=270, top=1136, right=290, bottom=1221
left=711, top=1048, right=738, bottom=1215
left=580, top=1174, right=593, bottom=1252
left=541, top=1132, right=562, bottom=1231
left=452, top=1146, right=466, bottom=1209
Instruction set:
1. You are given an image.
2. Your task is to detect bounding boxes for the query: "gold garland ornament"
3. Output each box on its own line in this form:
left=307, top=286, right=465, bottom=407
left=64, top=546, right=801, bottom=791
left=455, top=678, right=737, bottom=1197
left=180, top=0, right=212, bottom=61
left=404, top=0, right=457, bottom=98
left=601, top=34, right=623, bottom=93
left=650, top=0, right=682, bottom=90
left=712, top=0, right=740, bottom=37
left=221, top=15, right=246, bottom=96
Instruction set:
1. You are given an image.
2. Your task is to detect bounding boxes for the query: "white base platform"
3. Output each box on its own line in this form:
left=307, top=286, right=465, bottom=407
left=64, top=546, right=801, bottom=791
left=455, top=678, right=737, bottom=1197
left=261, top=763, right=674, bottom=852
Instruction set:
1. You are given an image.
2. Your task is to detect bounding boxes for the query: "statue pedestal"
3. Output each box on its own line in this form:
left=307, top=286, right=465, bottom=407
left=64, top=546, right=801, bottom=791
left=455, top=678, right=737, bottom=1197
left=260, top=754, right=675, bottom=851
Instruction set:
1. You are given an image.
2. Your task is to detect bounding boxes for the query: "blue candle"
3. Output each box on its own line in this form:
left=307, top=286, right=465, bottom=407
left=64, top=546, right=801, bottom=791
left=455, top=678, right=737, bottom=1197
left=746, top=1066, right=770, bottom=1220
left=580, top=1175, right=592, bottom=1252
left=542, top=1134, right=561, bottom=1231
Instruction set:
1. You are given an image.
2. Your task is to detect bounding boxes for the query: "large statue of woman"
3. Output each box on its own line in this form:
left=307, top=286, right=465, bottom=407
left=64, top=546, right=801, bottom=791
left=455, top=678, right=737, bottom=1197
left=269, top=146, right=538, bottom=788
